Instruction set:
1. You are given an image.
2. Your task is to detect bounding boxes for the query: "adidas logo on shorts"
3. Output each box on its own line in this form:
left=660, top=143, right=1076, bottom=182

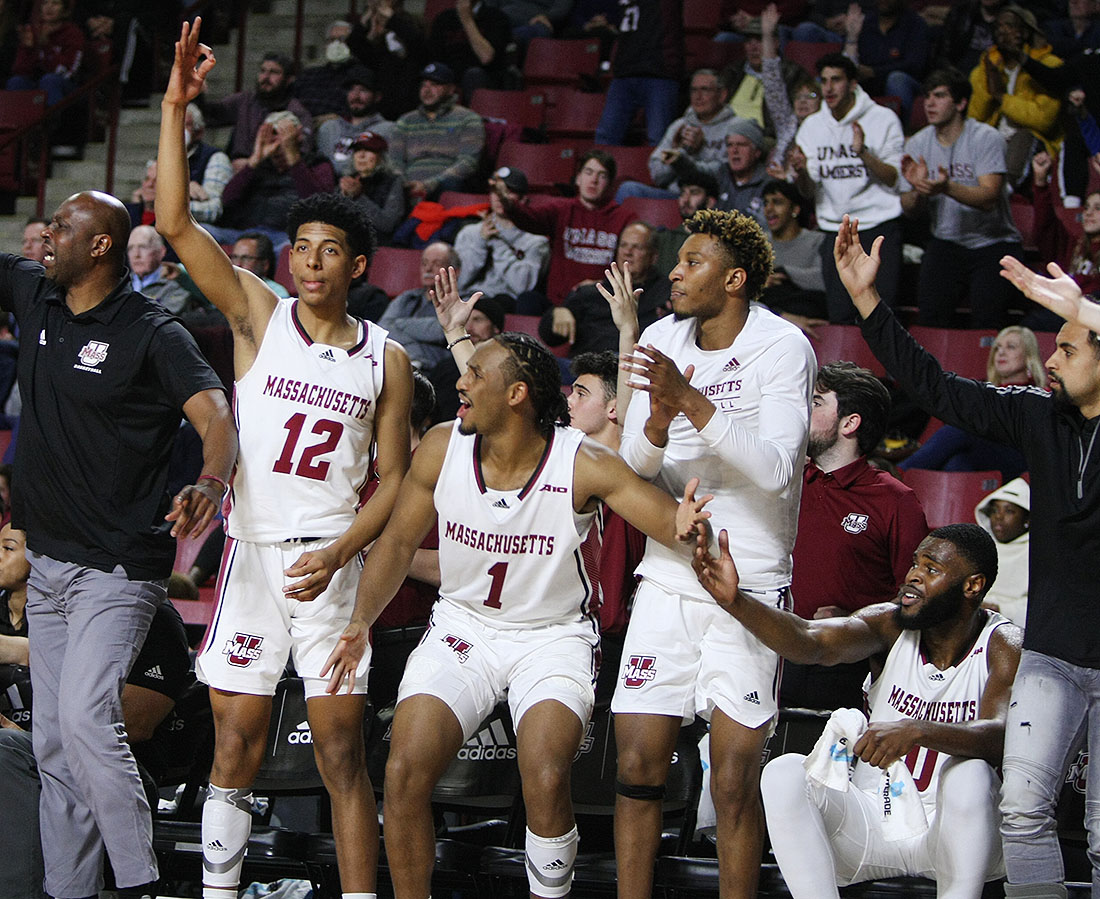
left=457, top=718, right=517, bottom=761
left=743, top=690, right=760, bottom=705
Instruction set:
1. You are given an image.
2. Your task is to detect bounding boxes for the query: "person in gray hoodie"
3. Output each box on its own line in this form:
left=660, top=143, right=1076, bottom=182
left=615, top=68, right=735, bottom=202
left=974, top=477, right=1029, bottom=627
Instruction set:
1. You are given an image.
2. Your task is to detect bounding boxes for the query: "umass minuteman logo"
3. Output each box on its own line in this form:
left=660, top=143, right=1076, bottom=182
left=78, top=340, right=109, bottom=366
left=622, top=654, right=657, bottom=688
left=224, top=632, right=264, bottom=667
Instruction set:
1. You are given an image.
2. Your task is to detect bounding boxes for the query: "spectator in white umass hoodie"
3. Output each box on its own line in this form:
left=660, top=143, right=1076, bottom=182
left=975, top=477, right=1030, bottom=628
left=792, top=52, right=904, bottom=323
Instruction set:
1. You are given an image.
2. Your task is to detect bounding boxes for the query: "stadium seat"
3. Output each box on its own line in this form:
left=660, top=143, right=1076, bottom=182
left=496, top=140, right=579, bottom=193
left=438, top=191, right=490, bottom=208
left=907, top=326, right=997, bottom=381
left=873, top=95, right=903, bottom=118
left=544, top=89, right=608, bottom=140
left=683, top=0, right=724, bottom=33
left=812, top=323, right=886, bottom=375
left=594, top=143, right=655, bottom=186
left=1056, top=204, right=1085, bottom=244
left=1009, top=195, right=1038, bottom=252
left=684, top=33, right=745, bottom=71
left=901, top=469, right=1001, bottom=528
left=470, top=88, right=546, bottom=131
left=367, top=246, right=424, bottom=297
left=622, top=195, right=682, bottom=230
left=783, top=41, right=841, bottom=74
left=524, top=38, right=602, bottom=87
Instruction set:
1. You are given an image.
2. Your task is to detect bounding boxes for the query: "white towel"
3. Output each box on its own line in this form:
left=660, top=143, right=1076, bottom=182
left=803, top=708, right=928, bottom=841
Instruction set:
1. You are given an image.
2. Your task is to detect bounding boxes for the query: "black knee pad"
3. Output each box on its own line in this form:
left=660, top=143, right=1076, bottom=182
left=615, top=779, right=666, bottom=801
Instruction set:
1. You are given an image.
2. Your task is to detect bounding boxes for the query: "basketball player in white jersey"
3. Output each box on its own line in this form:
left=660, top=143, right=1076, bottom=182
left=322, top=330, right=711, bottom=899
left=610, top=208, right=816, bottom=899
left=157, top=22, right=414, bottom=899
left=694, top=523, right=1023, bottom=899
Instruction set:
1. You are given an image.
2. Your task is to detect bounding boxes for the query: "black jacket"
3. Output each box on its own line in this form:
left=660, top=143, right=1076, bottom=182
left=861, top=303, right=1100, bottom=667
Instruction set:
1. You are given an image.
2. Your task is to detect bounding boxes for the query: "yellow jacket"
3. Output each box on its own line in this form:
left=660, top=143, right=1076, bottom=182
left=968, top=44, right=1064, bottom=157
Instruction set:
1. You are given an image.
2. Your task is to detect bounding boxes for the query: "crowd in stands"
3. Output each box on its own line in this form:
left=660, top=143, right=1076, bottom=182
left=3, top=0, right=1100, bottom=895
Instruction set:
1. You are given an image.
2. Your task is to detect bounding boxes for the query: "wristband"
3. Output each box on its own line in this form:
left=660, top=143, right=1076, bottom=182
left=198, top=473, right=228, bottom=498
left=447, top=334, right=472, bottom=350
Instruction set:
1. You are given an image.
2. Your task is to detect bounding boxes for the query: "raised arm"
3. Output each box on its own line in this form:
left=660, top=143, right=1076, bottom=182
left=322, top=423, right=449, bottom=693
left=595, top=261, right=641, bottom=419
left=430, top=265, right=482, bottom=374
left=694, top=528, right=893, bottom=665
left=1000, top=257, right=1100, bottom=331
left=156, top=19, right=278, bottom=355
left=573, top=441, right=712, bottom=551
left=283, top=340, right=414, bottom=601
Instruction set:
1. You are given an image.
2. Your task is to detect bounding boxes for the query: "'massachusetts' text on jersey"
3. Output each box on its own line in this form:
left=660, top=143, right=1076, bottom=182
left=227, top=299, right=387, bottom=541
left=434, top=421, right=598, bottom=627
left=855, top=610, right=1010, bottom=819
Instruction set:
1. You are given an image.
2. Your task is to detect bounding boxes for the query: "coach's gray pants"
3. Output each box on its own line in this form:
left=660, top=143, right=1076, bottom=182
left=26, top=551, right=164, bottom=898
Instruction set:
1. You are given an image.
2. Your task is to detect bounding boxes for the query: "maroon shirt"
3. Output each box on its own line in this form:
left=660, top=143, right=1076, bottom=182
left=508, top=196, right=637, bottom=305
left=791, top=457, right=929, bottom=618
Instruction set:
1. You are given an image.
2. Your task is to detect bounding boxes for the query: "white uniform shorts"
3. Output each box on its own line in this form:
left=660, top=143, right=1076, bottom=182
left=397, top=600, right=599, bottom=741
left=610, top=578, right=786, bottom=729
left=196, top=536, right=369, bottom=699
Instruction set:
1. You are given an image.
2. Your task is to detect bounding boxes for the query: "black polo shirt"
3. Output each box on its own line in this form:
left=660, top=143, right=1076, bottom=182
left=0, top=254, right=224, bottom=580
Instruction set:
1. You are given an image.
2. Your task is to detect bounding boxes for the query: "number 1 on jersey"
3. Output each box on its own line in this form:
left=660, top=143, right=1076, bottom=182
left=484, top=561, right=508, bottom=609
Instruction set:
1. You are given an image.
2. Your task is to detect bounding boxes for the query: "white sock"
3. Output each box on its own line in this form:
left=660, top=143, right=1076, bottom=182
left=202, top=783, right=253, bottom=899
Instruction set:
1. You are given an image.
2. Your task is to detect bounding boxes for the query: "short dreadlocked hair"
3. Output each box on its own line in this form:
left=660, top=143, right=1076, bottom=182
left=495, top=332, right=569, bottom=437
left=685, top=208, right=774, bottom=302
left=286, top=193, right=377, bottom=262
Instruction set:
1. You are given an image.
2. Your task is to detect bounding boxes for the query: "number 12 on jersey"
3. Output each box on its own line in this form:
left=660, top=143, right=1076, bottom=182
left=273, top=412, right=344, bottom=481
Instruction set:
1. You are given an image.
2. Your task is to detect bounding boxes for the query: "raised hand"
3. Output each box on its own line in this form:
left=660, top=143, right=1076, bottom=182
left=833, top=215, right=884, bottom=316
left=429, top=265, right=482, bottom=336
left=595, top=260, right=641, bottom=334
left=999, top=257, right=1100, bottom=330
left=165, top=18, right=215, bottom=108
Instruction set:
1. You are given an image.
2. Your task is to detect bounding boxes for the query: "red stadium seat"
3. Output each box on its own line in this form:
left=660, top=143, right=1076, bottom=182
left=812, top=324, right=886, bottom=375
left=902, top=469, right=1001, bottom=529
left=783, top=41, right=841, bottom=75
left=907, top=326, right=997, bottom=381
left=1009, top=195, right=1038, bottom=252
left=544, top=90, right=608, bottom=141
left=683, top=0, right=724, bottom=34
left=524, top=38, right=602, bottom=86
left=367, top=246, right=424, bottom=298
left=438, top=191, right=490, bottom=208
left=470, top=88, right=546, bottom=131
left=684, top=34, right=745, bottom=71
left=622, top=196, right=682, bottom=230
left=0, top=90, right=47, bottom=194
left=496, top=140, right=579, bottom=193
left=593, top=144, right=655, bottom=186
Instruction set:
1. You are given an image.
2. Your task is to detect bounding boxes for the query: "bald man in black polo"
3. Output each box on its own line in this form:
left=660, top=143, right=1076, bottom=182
left=0, top=191, right=237, bottom=899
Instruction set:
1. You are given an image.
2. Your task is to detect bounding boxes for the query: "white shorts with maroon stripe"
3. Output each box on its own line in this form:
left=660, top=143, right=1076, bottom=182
left=196, top=536, right=369, bottom=699
left=397, top=599, right=599, bottom=740
left=610, top=578, right=786, bottom=729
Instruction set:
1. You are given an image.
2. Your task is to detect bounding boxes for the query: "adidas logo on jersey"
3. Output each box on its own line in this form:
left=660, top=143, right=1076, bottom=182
left=287, top=720, right=313, bottom=744
left=144, top=665, right=164, bottom=680
left=723, top=356, right=740, bottom=372
left=743, top=690, right=761, bottom=705
left=492, top=497, right=510, bottom=509
left=457, top=717, right=516, bottom=761
left=318, top=348, right=337, bottom=362
left=929, top=672, right=945, bottom=681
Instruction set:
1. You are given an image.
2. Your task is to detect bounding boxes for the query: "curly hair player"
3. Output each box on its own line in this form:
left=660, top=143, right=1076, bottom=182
left=612, top=208, right=817, bottom=899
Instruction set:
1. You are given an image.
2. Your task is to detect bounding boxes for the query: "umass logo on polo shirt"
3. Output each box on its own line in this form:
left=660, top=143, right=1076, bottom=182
left=74, top=339, right=109, bottom=373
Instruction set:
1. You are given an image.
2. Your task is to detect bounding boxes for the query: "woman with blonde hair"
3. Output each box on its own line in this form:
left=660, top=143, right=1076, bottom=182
left=900, top=324, right=1046, bottom=481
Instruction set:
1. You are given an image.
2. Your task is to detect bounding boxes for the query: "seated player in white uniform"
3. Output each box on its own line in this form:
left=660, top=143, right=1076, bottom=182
left=157, top=22, right=415, bottom=899
left=693, top=523, right=1023, bottom=899
left=322, top=327, right=712, bottom=899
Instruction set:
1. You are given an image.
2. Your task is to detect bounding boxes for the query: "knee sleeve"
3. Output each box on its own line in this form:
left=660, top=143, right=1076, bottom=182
left=202, top=784, right=253, bottom=897
left=615, top=779, right=666, bottom=801
left=525, top=826, right=578, bottom=899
